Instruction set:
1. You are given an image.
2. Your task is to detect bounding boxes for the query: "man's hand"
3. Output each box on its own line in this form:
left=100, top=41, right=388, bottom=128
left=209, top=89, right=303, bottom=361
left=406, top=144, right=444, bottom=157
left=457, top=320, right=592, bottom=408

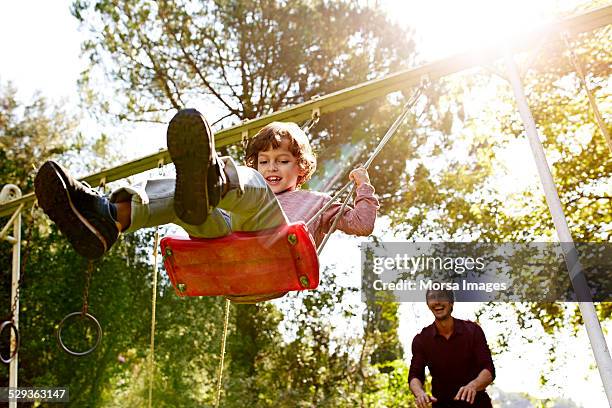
left=415, top=391, right=437, bottom=408
left=454, top=382, right=478, bottom=404
left=349, top=166, right=370, bottom=187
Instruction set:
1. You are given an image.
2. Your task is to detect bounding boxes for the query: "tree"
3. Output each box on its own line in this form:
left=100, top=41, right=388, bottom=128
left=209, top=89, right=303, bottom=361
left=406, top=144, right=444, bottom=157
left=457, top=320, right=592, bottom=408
left=384, top=15, right=611, bottom=389
left=1, top=83, right=80, bottom=382
left=71, top=0, right=415, bottom=123
left=0, top=82, right=79, bottom=190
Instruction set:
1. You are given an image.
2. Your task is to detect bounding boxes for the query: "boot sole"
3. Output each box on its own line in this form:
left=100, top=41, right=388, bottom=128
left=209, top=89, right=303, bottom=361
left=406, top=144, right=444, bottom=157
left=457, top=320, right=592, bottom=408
left=34, top=161, right=107, bottom=259
left=167, top=109, right=214, bottom=225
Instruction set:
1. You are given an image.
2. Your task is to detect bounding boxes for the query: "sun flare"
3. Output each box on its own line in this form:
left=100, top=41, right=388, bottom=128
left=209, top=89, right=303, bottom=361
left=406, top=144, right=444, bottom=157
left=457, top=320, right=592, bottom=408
left=381, top=0, right=587, bottom=60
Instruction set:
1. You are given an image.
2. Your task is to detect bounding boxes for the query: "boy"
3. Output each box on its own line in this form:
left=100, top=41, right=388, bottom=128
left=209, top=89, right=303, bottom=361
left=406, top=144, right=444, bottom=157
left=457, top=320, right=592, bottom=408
left=34, top=109, right=378, bottom=261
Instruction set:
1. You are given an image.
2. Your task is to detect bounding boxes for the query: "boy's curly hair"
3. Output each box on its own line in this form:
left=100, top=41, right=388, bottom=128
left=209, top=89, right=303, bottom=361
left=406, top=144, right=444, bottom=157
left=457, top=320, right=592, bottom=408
left=244, top=122, right=316, bottom=187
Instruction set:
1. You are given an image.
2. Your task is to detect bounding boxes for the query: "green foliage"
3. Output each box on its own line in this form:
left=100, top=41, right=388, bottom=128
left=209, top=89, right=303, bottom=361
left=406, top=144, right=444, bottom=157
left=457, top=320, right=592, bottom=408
left=223, top=270, right=416, bottom=407
left=71, top=0, right=430, bottom=203
left=361, top=360, right=415, bottom=408
left=383, top=26, right=610, bottom=335
left=386, top=27, right=610, bottom=244
left=0, top=83, right=226, bottom=406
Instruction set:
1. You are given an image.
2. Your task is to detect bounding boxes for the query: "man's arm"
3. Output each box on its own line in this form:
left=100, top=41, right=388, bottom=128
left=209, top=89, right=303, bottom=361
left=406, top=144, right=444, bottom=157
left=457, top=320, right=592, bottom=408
left=454, top=368, right=494, bottom=404
left=408, top=335, right=437, bottom=408
left=410, top=377, right=438, bottom=408
left=455, top=322, right=496, bottom=404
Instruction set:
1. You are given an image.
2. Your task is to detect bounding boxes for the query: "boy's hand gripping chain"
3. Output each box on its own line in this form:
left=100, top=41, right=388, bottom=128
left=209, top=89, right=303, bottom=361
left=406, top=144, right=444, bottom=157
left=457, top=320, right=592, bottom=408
left=307, top=87, right=423, bottom=254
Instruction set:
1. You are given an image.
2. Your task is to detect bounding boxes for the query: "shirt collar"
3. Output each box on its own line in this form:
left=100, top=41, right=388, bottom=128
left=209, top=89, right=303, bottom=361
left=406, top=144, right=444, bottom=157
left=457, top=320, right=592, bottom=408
left=275, top=187, right=298, bottom=195
left=430, top=317, right=464, bottom=338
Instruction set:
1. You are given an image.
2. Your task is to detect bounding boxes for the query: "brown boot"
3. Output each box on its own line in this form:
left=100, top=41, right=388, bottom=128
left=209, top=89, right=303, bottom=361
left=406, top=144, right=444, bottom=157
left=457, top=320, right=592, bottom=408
left=166, top=109, right=227, bottom=225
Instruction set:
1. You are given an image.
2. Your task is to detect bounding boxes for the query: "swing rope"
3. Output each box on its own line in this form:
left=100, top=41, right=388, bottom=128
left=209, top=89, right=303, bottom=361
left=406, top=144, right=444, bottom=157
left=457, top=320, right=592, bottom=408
left=214, top=298, right=231, bottom=408
left=309, top=86, right=423, bottom=254
left=562, top=32, right=612, bottom=154
left=147, top=161, right=166, bottom=408
left=147, top=228, right=160, bottom=408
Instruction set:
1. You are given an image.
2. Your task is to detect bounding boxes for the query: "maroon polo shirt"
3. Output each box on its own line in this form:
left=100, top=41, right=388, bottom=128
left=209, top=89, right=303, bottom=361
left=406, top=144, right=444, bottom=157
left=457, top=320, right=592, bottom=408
left=408, top=318, right=495, bottom=408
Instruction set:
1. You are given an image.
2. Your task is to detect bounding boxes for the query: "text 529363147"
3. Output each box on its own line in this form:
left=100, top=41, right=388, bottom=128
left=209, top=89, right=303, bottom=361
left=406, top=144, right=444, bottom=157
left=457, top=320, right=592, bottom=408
left=0, top=387, right=69, bottom=402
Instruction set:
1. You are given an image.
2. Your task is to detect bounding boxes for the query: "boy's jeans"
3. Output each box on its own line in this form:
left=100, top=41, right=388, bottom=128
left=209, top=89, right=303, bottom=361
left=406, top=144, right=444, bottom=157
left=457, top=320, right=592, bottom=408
left=109, top=157, right=288, bottom=237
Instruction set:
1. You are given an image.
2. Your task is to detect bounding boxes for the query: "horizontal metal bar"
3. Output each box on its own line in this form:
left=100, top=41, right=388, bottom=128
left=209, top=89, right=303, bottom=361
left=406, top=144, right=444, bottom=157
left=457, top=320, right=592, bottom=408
left=0, top=5, right=610, bottom=218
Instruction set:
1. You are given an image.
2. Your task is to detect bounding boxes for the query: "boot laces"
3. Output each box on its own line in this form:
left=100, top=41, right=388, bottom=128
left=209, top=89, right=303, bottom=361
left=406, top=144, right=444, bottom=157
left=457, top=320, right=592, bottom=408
left=80, top=181, right=103, bottom=197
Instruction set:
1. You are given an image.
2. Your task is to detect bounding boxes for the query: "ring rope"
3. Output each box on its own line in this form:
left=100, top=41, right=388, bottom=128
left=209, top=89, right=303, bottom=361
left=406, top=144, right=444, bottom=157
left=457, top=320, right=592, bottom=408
left=56, top=260, right=103, bottom=356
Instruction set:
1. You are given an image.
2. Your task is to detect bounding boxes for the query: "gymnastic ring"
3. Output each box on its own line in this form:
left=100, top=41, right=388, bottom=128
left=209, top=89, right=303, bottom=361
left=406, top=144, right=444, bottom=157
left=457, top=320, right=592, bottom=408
left=0, top=320, right=20, bottom=364
left=56, top=312, right=102, bottom=356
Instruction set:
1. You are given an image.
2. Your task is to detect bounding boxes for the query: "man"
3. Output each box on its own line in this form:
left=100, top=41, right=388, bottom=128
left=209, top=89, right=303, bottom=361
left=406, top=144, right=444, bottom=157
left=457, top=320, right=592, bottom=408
left=408, top=289, right=495, bottom=407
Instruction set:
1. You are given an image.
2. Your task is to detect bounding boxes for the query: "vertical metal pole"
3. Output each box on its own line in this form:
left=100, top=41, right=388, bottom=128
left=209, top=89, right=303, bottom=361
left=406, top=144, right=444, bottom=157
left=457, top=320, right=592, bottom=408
left=504, top=52, right=612, bottom=404
left=0, top=185, right=22, bottom=408
left=8, top=207, right=20, bottom=408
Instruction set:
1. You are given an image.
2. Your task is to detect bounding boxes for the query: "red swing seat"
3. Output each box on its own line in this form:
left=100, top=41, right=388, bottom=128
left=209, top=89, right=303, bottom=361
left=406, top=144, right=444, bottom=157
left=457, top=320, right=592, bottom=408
left=160, top=222, right=319, bottom=302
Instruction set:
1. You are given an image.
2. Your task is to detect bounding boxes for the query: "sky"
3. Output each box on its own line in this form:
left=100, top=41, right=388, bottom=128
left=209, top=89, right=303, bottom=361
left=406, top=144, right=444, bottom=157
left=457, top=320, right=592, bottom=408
left=0, top=1, right=610, bottom=407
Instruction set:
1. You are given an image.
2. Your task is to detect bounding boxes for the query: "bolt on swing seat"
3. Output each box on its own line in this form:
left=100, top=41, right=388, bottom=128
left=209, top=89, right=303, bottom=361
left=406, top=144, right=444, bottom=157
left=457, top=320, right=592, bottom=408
left=160, top=222, right=320, bottom=303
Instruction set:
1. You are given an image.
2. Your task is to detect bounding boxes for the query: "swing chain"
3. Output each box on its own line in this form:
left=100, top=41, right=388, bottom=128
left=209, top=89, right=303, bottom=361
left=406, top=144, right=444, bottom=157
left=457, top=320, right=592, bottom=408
left=157, top=157, right=166, bottom=176
left=7, top=202, right=37, bottom=321
left=562, top=32, right=587, bottom=86
left=81, top=260, right=94, bottom=316
left=241, top=130, right=250, bottom=151
left=2, top=202, right=36, bottom=363
left=307, top=84, right=424, bottom=238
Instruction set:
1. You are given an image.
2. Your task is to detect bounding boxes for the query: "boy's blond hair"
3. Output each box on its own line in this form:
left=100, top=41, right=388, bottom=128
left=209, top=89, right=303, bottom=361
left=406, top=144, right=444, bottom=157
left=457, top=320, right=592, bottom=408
left=245, top=122, right=316, bottom=187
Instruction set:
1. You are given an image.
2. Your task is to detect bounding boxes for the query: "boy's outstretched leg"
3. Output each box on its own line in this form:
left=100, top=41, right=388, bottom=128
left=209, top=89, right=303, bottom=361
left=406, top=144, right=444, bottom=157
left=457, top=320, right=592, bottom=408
left=167, top=108, right=227, bottom=225
left=34, top=161, right=120, bottom=259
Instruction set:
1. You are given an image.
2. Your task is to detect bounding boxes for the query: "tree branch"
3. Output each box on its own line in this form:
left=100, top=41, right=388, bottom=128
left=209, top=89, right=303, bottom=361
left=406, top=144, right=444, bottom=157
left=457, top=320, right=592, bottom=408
left=159, top=7, right=240, bottom=116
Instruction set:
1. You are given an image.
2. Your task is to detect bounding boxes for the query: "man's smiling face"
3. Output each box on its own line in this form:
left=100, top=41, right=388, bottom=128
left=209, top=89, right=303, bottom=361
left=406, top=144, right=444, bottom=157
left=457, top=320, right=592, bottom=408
left=426, top=290, right=454, bottom=321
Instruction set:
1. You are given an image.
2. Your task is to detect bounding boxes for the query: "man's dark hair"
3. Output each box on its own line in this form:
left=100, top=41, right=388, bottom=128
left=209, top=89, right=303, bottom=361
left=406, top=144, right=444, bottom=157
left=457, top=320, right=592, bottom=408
left=425, top=288, right=455, bottom=303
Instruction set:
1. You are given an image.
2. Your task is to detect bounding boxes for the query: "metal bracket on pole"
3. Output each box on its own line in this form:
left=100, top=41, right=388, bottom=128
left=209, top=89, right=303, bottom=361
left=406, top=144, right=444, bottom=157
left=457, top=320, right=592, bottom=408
left=311, top=107, right=320, bottom=120
left=98, top=176, right=107, bottom=193
left=504, top=51, right=612, bottom=404
left=241, top=129, right=249, bottom=150
left=0, top=184, right=22, bottom=408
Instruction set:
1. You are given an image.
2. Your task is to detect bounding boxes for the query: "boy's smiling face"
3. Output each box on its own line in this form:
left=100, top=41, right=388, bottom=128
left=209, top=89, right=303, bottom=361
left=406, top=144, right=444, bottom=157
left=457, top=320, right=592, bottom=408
left=257, top=138, right=305, bottom=193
